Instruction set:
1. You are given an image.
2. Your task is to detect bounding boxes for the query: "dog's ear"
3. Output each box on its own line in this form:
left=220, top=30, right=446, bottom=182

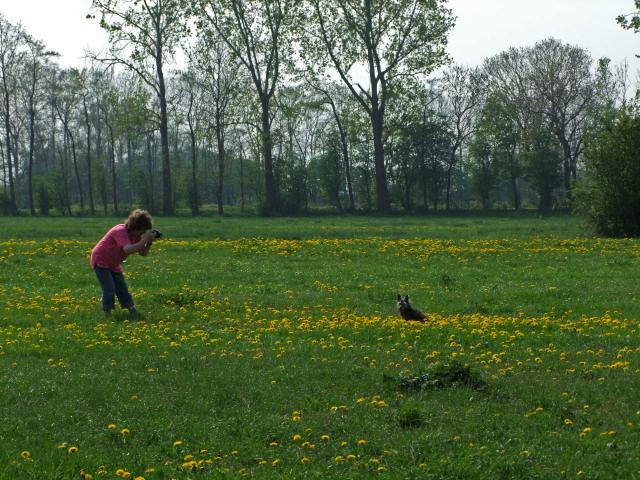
left=404, top=295, right=409, bottom=302
left=397, top=294, right=401, bottom=301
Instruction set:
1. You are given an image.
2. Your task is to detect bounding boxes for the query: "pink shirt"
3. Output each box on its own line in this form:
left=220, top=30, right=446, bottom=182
left=90, top=224, right=141, bottom=273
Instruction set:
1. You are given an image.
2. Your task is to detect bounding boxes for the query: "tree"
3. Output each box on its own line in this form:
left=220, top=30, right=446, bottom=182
left=308, top=79, right=357, bottom=211
left=303, top=0, right=454, bottom=212
left=528, top=38, right=594, bottom=196
left=189, top=35, right=241, bottom=216
left=194, top=0, right=301, bottom=214
left=54, top=69, right=85, bottom=211
left=478, top=95, right=522, bottom=210
left=617, top=1, right=640, bottom=38
left=89, top=0, right=188, bottom=215
left=23, top=36, right=58, bottom=214
left=441, top=65, right=483, bottom=210
left=574, top=106, right=640, bottom=236
left=0, top=14, right=24, bottom=214
left=523, top=122, right=562, bottom=212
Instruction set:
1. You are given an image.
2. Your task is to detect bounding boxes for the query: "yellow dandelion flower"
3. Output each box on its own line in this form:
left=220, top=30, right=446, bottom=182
left=134, top=477, right=145, bottom=480
left=68, top=446, right=79, bottom=454
left=20, top=451, right=30, bottom=459
left=347, top=454, right=357, bottom=461
left=335, top=455, right=344, bottom=463
left=121, top=428, right=130, bottom=436
left=173, top=440, right=183, bottom=447
left=321, top=435, right=330, bottom=442
left=272, top=459, right=281, bottom=467
left=292, top=434, right=302, bottom=442
left=377, top=466, right=385, bottom=472
left=269, top=441, right=279, bottom=447
left=301, top=457, right=310, bottom=464
left=419, top=463, right=428, bottom=469
left=107, top=424, right=117, bottom=430
left=564, top=419, right=573, bottom=426
left=357, top=439, right=367, bottom=446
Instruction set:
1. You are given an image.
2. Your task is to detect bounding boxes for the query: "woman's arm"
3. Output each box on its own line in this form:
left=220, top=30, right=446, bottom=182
left=123, top=231, right=155, bottom=255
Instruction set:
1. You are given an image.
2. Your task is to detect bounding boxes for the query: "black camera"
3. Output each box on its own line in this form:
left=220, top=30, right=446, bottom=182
left=152, top=229, right=163, bottom=240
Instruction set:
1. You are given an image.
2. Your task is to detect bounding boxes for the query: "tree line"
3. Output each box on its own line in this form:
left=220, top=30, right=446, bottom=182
left=0, top=1, right=635, bottom=217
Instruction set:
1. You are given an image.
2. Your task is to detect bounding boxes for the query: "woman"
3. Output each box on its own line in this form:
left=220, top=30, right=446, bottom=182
left=90, top=209, right=158, bottom=316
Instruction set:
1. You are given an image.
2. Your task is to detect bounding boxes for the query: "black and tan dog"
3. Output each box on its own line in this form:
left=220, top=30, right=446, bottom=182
left=396, top=294, right=426, bottom=322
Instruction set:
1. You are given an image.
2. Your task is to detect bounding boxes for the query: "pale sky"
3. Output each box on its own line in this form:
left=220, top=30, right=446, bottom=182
left=0, top=0, right=638, bottom=71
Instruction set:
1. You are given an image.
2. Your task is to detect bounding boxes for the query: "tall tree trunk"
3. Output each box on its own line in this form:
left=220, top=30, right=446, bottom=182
left=334, top=113, right=354, bottom=212
left=371, top=109, right=390, bottom=213
left=146, top=134, right=155, bottom=212
left=61, top=131, right=72, bottom=215
left=188, top=123, right=199, bottom=216
left=215, top=121, right=225, bottom=217
left=3, top=89, right=16, bottom=214
left=156, top=54, right=173, bottom=215
left=107, top=122, right=118, bottom=214
left=83, top=97, right=95, bottom=214
left=239, top=146, right=245, bottom=214
left=261, top=95, right=277, bottom=214
left=28, top=87, right=36, bottom=215
left=127, top=134, right=133, bottom=205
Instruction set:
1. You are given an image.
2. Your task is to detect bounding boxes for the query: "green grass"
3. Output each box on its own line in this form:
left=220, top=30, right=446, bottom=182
left=1, top=214, right=640, bottom=479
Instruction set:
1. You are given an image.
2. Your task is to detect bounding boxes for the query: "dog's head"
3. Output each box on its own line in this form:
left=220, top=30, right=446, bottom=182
left=396, top=294, right=411, bottom=311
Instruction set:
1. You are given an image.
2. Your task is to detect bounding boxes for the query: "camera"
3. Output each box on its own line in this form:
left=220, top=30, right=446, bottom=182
left=152, top=229, right=163, bottom=240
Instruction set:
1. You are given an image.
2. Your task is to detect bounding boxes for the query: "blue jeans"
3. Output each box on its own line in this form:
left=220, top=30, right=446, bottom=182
left=94, top=267, right=134, bottom=311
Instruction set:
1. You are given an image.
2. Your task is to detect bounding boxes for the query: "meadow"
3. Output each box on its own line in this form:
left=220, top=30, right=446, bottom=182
left=1, top=214, right=639, bottom=479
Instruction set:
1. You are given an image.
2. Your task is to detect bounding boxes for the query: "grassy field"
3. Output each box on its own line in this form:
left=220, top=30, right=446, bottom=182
left=1, top=214, right=639, bottom=479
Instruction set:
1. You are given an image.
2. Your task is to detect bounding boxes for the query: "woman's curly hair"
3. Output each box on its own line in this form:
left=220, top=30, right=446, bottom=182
left=125, top=209, right=153, bottom=232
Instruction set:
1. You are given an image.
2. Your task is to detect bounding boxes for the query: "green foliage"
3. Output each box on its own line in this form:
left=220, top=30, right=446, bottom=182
left=575, top=107, right=640, bottom=236
left=389, top=361, right=486, bottom=393
left=34, top=176, right=53, bottom=215
left=617, top=1, right=640, bottom=32
left=524, top=124, right=563, bottom=212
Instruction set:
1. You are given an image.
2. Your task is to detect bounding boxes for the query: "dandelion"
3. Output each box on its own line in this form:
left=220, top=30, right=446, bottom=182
left=20, top=451, right=30, bottom=460
left=301, top=456, right=310, bottom=464
left=292, top=434, right=302, bottom=442
left=335, top=455, right=344, bottom=463
left=173, top=440, right=183, bottom=447
left=269, top=441, right=279, bottom=447
left=377, top=466, right=386, bottom=472
left=564, top=419, right=573, bottom=426
left=121, top=428, right=130, bottom=436
left=321, top=435, right=330, bottom=442
left=107, top=424, right=117, bottom=430
left=419, top=463, right=428, bottom=469
left=272, top=459, right=281, bottom=467
left=357, top=439, right=367, bottom=446
left=68, top=446, right=79, bottom=454
left=347, top=454, right=357, bottom=461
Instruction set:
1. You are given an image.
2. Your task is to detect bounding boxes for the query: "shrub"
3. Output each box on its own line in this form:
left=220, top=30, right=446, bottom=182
left=575, top=107, right=640, bottom=236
